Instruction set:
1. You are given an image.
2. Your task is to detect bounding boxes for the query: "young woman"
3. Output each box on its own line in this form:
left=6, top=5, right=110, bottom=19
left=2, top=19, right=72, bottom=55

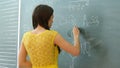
left=19, top=4, right=80, bottom=68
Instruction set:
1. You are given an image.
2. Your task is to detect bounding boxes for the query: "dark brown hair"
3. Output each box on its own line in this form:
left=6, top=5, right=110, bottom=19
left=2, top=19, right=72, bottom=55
left=32, top=4, right=53, bottom=29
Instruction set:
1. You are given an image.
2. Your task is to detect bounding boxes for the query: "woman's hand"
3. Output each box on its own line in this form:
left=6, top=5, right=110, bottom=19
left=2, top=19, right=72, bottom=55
left=73, top=26, right=80, bottom=39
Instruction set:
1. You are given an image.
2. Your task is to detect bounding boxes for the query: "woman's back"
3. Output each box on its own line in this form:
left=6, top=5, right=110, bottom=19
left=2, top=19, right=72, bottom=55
left=22, top=30, right=58, bottom=68
left=19, top=4, right=80, bottom=68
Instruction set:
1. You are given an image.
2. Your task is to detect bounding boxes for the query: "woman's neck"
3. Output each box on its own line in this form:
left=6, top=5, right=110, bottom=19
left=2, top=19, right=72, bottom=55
left=32, top=26, right=46, bottom=33
left=36, top=25, right=46, bottom=30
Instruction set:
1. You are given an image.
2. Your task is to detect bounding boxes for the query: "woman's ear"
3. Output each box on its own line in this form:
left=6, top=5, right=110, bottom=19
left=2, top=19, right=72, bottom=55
left=48, top=15, right=54, bottom=28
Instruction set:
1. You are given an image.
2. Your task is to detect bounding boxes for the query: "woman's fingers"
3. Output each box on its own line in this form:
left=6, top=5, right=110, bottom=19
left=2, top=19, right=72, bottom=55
left=73, top=26, right=80, bottom=38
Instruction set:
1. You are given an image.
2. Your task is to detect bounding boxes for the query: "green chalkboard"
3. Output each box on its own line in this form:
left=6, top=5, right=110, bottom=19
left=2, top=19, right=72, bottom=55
left=20, top=0, right=120, bottom=68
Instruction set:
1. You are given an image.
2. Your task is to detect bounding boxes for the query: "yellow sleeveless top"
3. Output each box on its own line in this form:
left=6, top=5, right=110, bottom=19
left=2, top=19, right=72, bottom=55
left=22, top=30, right=59, bottom=68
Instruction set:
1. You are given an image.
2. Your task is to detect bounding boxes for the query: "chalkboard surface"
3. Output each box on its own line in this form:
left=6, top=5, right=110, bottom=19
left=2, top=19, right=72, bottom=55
left=20, top=0, right=120, bottom=68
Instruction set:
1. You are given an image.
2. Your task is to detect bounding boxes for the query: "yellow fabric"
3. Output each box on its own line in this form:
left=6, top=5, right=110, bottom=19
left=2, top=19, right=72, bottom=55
left=22, top=30, right=58, bottom=68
